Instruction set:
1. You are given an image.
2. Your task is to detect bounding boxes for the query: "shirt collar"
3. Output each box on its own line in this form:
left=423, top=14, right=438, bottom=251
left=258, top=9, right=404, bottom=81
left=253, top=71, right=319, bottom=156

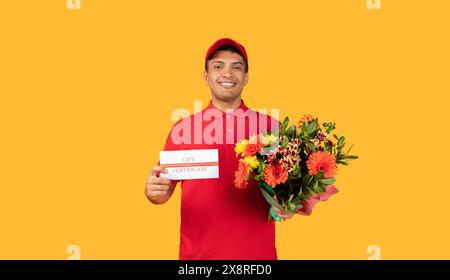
left=205, top=99, right=249, bottom=119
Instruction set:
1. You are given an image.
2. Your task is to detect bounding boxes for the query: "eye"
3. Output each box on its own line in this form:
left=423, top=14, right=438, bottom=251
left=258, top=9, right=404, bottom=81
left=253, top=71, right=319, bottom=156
left=233, top=65, right=242, bottom=70
left=213, top=65, right=222, bottom=70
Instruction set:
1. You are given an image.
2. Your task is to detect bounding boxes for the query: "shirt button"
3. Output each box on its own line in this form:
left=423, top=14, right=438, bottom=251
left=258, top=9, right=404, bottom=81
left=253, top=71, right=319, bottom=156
left=227, top=129, right=232, bottom=133
left=226, top=115, right=230, bottom=119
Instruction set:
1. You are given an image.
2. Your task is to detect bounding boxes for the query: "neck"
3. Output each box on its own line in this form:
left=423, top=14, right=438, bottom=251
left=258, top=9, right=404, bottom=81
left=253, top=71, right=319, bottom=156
left=211, top=96, right=242, bottom=112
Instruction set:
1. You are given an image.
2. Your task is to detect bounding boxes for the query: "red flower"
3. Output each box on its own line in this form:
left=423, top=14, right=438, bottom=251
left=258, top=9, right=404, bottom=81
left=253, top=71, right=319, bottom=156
left=264, top=161, right=288, bottom=188
left=306, top=151, right=337, bottom=178
left=234, top=161, right=249, bottom=189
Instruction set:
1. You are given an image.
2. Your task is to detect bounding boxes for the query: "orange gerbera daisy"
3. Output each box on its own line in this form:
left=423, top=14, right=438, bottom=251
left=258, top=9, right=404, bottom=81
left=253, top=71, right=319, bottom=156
left=234, top=161, right=249, bottom=189
left=264, top=161, right=289, bottom=188
left=244, top=135, right=263, bottom=156
left=306, top=151, right=337, bottom=178
left=297, top=114, right=315, bottom=129
left=244, top=143, right=259, bottom=157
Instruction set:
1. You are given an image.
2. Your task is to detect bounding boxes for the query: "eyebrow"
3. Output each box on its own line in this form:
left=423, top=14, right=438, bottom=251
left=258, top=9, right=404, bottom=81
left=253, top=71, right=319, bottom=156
left=212, top=61, right=244, bottom=65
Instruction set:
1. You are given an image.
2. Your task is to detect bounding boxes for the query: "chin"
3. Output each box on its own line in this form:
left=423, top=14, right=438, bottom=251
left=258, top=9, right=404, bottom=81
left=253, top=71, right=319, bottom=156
left=218, top=92, right=240, bottom=101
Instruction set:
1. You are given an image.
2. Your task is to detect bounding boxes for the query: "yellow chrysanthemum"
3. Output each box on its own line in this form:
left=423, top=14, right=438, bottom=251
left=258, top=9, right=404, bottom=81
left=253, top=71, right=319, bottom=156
left=248, top=134, right=261, bottom=144
left=234, top=139, right=249, bottom=157
left=243, top=155, right=260, bottom=170
left=262, top=134, right=278, bottom=146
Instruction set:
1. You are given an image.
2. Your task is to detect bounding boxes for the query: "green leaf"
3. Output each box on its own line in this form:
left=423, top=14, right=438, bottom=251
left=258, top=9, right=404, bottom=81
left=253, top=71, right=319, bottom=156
left=286, top=125, right=297, bottom=138
left=288, top=203, right=297, bottom=212
left=345, top=155, right=359, bottom=159
left=307, top=120, right=317, bottom=134
left=287, top=194, right=294, bottom=204
left=302, top=174, right=312, bottom=185
left=306, top=186, right=316, bottom=195
left=282, top=116, right=289, bottom=131
left=313, top=179, right=319, bottom=190
left=346, top=144, right=354, bottom=154
left=338, top=136, right=345, bottom=147
left=299, top=193, right=308, bottom=200
left=313, top=180, right=325, bottom=193
left=290, top=165, right=301, bottom=176
left=259, top=181, right=276, bottom=197
left=326, top=122, right=336, bottom=134
left=258, top=161, right=266, bottom=173
left=319, top=178, right=336, bottom=185
left=316, top=184, right=326, bottom=193
left=301, top=121, right=308, bottom=133
left=315, top=171, right=324, bottom=179
left=254, top=173, right=263, bottom=181
left=260, top=188, right=283, bottom=209
left=281, top=137, right=289, bottom=148
left=305, top=142, right=316, bottom=152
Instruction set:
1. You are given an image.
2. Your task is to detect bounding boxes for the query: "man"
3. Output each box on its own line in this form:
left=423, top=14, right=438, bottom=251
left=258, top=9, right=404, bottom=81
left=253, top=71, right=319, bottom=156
left=145, top=38, right=293, bottom=260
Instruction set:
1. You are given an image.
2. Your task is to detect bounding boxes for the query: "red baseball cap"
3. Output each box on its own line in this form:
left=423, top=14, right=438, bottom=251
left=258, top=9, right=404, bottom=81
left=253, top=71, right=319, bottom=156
left=205, top=38, right=248, bottom=67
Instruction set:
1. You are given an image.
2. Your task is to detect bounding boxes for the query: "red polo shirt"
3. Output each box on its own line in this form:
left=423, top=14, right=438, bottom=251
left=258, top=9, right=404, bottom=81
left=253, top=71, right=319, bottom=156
left=162, top=100, right=279, bottom=260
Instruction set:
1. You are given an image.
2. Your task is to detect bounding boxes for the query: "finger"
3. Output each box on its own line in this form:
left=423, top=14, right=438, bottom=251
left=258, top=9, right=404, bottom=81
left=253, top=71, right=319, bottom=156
left=149, top=169, right=168, bottom=181
left=148, top=184, right=170, bottom=191
left=148, top=177, right=171, bottom=185
left=151, top=166, right=168, bottom=177
left=147, top=190, right=168, bottom=197
left=157, top=177, right=171, bottom=185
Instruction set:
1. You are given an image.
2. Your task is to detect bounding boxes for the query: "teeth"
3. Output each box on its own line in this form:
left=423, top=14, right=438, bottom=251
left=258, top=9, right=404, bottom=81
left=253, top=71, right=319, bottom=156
left=220, top=82, right=235, bottom=86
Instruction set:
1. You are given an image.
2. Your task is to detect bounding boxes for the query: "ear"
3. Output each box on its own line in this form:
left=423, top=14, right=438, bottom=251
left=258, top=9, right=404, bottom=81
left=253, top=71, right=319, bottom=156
left=243, top=72, right=249, bottom=86
left=203, top=70, right=209, bottom=85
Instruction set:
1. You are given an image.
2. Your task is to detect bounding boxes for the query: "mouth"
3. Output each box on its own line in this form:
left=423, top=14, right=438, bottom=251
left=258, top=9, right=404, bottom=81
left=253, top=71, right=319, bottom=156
left=218, top=81, right=237, bottom=89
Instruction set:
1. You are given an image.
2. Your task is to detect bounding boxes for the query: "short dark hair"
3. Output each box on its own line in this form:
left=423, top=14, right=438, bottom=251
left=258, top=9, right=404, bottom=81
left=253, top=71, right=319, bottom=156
left=205, top=45, right=248, bottom=73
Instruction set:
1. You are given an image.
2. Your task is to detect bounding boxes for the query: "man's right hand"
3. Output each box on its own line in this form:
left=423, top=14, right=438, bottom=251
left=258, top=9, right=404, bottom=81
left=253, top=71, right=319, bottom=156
left=145, top=166, right=176, bottom=205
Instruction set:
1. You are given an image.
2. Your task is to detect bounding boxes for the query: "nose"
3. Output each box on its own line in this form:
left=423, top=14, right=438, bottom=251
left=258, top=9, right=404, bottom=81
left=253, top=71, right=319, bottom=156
left=221, top=73, right=232, bottom=79
left=221, top=66, right=233, bottom=78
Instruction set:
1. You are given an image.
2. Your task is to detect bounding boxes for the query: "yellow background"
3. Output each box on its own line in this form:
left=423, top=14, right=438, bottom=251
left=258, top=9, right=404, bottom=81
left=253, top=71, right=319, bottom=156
left=1, top=0, right=449, bottom=259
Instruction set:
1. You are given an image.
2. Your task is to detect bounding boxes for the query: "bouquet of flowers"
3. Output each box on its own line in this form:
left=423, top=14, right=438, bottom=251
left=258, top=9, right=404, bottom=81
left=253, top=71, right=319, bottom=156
left=234, top=114, right=358, bottom=222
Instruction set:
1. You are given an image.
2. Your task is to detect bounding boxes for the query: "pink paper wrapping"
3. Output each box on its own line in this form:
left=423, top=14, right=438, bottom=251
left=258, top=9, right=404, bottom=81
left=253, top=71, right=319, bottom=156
left=296, top=185, right=339, bottom=216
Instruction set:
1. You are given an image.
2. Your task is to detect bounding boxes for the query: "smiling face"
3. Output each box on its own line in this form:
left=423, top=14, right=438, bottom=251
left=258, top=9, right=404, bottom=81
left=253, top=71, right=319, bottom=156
left=204, top=50, right=249, bottom=103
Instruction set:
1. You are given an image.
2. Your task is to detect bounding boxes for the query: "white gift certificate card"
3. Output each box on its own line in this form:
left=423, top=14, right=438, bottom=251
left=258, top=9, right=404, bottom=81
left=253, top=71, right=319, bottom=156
left=159, top=149, right=219, bottom=180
